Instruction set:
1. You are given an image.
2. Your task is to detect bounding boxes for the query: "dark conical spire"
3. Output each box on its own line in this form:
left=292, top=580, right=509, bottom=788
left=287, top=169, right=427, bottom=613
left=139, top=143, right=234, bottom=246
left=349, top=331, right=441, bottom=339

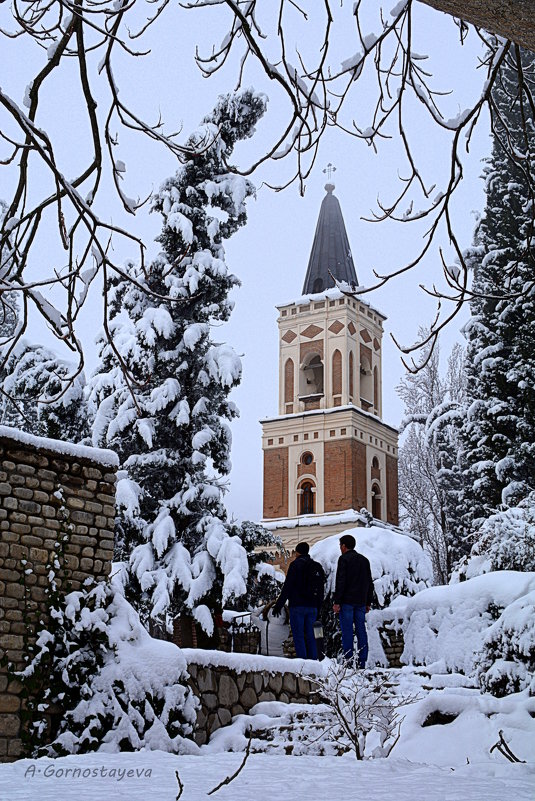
left=302, top=183, right=358, bottom=295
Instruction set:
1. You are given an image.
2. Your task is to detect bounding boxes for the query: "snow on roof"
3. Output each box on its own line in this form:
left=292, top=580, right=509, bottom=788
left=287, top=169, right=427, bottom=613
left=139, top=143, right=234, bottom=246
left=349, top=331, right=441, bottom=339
left=261, top=403, right=399, bottom=433
left=262, top=508, right=370, bottom=530
left=0, top=424, right=119, bottom=468
left=276, top=285, right=386, bottom=321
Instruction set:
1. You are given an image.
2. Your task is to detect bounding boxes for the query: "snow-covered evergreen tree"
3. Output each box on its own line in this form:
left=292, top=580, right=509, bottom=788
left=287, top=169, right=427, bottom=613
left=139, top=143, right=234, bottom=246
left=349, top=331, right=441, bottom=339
left=90, top=89, right=270, bottom=633
left=460, top=48, right=535, bottom=539
left=0, top=340, right=89, bottom=441
left=226, top=520, right=283, bottom=610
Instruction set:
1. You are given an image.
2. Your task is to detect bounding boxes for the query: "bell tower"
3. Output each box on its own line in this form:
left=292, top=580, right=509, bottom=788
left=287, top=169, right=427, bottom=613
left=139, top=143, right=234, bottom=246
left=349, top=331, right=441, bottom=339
left=261, top=181, right=399, bottom=547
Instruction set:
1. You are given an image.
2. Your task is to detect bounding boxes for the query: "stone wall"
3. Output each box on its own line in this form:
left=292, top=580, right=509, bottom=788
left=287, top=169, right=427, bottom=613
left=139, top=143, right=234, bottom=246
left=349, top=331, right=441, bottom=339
left=379, top=624, right=405, bottom=668
left=0, top=427, right=117, bottom=761
left=184, top=654, right=321, bottom=745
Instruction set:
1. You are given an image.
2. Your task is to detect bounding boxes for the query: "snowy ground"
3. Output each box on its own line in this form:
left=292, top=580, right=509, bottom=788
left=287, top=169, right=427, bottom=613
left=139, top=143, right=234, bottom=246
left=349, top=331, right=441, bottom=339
left=1, top=751, right=533, bottom=801
left=2, top=664, right=533, bottom=801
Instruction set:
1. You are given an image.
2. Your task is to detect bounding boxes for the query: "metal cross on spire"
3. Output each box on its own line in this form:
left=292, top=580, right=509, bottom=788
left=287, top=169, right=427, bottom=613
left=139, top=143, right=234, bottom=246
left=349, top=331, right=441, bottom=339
left=322, top=162, right=337, bottom=181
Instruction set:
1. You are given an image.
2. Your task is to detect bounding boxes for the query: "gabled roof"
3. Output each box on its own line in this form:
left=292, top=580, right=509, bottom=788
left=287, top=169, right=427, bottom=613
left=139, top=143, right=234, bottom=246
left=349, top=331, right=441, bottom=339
left=302, top=183, right=358, bottom=295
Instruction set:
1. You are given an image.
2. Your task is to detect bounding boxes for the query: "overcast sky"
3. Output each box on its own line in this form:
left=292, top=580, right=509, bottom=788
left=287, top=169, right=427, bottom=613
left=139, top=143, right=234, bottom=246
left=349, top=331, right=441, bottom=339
left=0, top=1, right=491, bottom=522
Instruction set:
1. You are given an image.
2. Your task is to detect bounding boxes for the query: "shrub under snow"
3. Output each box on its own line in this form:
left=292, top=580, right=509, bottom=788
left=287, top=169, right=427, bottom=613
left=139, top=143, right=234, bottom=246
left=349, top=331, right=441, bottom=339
left=310, top=526, right=432, bottom=658
left=477, top=589, right=535, bottom=697
left=373, top=570, right=535, bottom=688
left=452, top=491, right=535, bottom=581
left=26, top=567, right=198, bottom=756
left=311, top=526, right=433, bottom=607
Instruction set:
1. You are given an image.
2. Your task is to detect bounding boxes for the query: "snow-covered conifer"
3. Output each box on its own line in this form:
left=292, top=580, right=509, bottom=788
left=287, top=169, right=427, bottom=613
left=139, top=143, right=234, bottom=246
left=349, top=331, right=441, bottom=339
left=0, top=340, right=89, bottom=441
left=90, top=89, right=270, bottom=632
left=460, top=48, right=535, bottom=536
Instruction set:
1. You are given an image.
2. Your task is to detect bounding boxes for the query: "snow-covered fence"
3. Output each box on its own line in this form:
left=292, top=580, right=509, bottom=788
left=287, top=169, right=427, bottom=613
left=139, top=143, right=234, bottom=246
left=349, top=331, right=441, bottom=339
left=0, top=427, right=118, bottom=761
left=183, top=650, right=323, bottom=745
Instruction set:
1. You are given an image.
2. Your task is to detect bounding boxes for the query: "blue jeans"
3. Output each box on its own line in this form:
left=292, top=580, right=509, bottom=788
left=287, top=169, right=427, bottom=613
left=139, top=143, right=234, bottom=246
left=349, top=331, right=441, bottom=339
left=339, top=604, right=368, bottom=667
left=289, top=606, right=318, bottom=659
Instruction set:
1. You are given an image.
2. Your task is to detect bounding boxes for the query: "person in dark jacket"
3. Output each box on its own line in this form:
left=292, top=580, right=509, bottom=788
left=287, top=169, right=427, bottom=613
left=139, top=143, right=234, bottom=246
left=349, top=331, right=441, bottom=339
left=332, top=533, right=374, bottom=667
left=272, top=542, right=324, bottom=660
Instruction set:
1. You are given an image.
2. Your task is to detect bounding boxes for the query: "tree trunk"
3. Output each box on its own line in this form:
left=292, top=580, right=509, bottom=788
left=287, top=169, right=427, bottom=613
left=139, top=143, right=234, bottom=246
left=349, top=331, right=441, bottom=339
left=419, top=0, right=535, bottom=53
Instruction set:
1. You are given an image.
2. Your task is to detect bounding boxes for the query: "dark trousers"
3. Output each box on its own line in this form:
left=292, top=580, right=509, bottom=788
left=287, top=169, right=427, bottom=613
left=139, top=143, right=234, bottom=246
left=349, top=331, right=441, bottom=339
left=339, top=604, right=368, bottom=667
left=289, top=605, right=318, bottom=659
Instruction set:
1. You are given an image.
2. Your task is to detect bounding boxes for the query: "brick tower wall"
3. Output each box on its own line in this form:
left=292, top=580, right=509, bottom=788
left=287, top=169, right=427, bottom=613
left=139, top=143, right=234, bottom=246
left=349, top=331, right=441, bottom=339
left=324, top=439, right=367, bottom=513
left=263, top=447, right=289, bottom=518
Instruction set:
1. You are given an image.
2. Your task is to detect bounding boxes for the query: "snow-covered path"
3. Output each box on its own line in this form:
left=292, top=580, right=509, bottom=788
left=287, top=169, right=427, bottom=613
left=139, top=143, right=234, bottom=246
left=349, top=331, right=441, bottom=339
left=1, top=752, right=533, bottom=801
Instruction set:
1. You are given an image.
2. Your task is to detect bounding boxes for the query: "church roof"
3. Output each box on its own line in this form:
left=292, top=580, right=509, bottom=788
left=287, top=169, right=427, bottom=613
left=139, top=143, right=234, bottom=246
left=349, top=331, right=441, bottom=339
left=302, top=183, right=358, bottom=295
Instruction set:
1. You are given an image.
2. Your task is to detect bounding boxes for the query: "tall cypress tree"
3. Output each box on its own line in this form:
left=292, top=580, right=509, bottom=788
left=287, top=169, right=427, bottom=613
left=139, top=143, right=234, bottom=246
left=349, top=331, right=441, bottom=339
left=460, top=47, right=535, bottom=537
left=90, top=89, right=271, bottom=632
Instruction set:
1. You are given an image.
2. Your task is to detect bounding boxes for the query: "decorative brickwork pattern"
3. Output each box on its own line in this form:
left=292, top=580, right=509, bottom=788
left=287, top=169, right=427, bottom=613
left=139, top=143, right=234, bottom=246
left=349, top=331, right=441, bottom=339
left=328, top=320, right=344, bottom=334
left=263, top=448, right=289, bottom=518
left=0, top=432, right=117, bottom=761
left=332, top=349, right=342, bottom=396
left=386, top=454, right=399, bottom=525
left=301, top=324, right=323, bottom=339
left=282, top=329, right=297, bottom=343
left=284, top=358, right=294, bottom=404
left=359, top=327, right=371, bottom=342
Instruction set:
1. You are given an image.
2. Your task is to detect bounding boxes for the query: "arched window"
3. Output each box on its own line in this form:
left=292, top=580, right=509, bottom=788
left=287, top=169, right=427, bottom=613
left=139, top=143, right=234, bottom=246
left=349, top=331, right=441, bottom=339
left=373, top=366, right=379, bottom=411
left=349, top=351, right=354, bottom=400
left=299, top=352, right=324, bottom=396
left=332, top=349, right=342, bottom=397
left=284, top=358, right=294, bottom=404
left=299, top=481, right=315, bottom=515
left=372, top=483, right=382, bottom=520
left=360, top=346, right=373, bottom=409
left=371, top=456, right=381, bottom=480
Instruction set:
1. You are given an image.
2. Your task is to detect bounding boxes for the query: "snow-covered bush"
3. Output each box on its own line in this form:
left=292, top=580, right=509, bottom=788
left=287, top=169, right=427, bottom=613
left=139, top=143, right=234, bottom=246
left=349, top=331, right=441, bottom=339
left=20, top=568, right=198, bottom=757
left=375, top=571, right=535, bottom=680
left=477, top=589, right=535, bottom=697
left=310, top=527, right=432, bottom=657
left=452, top=492, right=535, bottom=581
left=311, top=526, right=433, bottom=608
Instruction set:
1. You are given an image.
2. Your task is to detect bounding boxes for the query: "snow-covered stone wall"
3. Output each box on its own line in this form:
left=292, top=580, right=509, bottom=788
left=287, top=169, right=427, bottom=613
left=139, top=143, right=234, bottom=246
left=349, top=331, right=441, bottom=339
left=0, top=428, right=117, bottom=761
left=183, top=650, right=323, bottom=745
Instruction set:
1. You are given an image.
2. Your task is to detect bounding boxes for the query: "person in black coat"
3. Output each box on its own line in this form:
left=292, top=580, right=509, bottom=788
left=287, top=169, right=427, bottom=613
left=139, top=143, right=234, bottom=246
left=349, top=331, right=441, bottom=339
left=332, top=533, right=374, bottom=667
left=272, top=542, right=324, bottom=660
